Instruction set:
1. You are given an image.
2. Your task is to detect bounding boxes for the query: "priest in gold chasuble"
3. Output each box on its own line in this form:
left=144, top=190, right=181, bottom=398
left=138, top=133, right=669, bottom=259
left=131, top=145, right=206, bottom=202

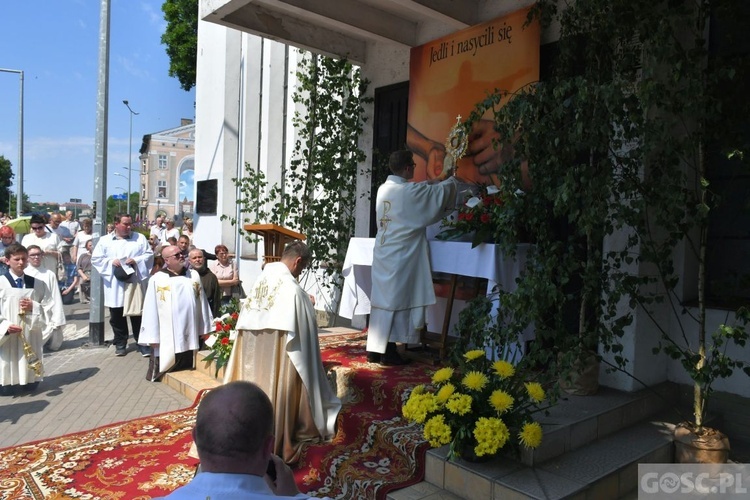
left=224, top=241, right=341, bottom=464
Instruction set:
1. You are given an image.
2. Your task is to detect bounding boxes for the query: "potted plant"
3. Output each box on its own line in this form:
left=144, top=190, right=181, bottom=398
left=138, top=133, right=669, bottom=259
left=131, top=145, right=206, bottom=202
left=402, top=341, right=548, bottom=461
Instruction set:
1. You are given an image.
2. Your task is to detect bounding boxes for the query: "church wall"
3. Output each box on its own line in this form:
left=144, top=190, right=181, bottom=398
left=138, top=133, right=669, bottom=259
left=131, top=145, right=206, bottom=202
left=193, top=21, right=241, bottom=256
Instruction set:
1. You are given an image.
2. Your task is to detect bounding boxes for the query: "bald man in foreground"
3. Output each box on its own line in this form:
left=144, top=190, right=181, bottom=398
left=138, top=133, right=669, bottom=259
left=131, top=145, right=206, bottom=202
left=158, top=381, right=331, bottom=499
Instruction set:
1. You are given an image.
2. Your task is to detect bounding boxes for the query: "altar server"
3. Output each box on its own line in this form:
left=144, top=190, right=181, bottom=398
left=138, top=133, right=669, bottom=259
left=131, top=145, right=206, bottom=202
left=25, top=244, right=65, bottom=351
left=366, top=149, right=458, bottom=364
left=0, top=243, right=48, bottom=394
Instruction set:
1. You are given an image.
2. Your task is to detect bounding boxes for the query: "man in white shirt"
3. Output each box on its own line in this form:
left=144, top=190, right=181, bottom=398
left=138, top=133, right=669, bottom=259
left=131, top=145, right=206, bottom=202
left=366, top=149, right=458, bottom=365
left=49, top=212, right=74, bottom=257
left=91, top=214, right=153, bottom=357
left=60, top=211, right=80, bottom=238
left=149, top=216, right=166, bottom=245
left=157, top=381, right=331, bottom=500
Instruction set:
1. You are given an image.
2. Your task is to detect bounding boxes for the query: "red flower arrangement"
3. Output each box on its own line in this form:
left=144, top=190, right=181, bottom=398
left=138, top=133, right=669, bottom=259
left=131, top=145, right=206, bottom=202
left=438, top=184, right=504, bottom=247
left=203, top=300, right=241, bottom=376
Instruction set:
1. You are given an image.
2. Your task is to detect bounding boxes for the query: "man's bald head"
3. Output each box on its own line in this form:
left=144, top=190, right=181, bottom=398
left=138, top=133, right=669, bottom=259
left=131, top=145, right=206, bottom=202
left=193, top=381, right=274, bottom=470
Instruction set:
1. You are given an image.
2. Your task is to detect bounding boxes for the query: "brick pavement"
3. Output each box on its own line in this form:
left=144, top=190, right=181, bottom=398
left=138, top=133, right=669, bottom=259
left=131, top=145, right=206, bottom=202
left=0, top=299, right=191, bottom=449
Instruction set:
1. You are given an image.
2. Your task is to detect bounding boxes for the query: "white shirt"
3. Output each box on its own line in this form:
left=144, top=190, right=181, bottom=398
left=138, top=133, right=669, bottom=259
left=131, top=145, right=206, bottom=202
left=60, top=219, right=80, bottom=236
left=90, top=231, right=153, bottom=308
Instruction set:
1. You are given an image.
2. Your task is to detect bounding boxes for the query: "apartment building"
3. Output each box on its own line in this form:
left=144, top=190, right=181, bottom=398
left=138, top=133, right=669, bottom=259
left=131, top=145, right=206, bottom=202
left=138, top=119, right=195, bottom=223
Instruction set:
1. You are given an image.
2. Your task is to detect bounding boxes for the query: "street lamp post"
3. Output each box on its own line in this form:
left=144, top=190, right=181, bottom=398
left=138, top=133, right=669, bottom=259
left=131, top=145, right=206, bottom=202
left=0, top=68, right=23, bottom=216
left=122, top=100, right=139, bottom=216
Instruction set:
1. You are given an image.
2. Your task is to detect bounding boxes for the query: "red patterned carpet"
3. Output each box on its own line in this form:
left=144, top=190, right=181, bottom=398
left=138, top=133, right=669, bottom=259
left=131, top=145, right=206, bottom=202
left=0, top=331, right=434, bottom=500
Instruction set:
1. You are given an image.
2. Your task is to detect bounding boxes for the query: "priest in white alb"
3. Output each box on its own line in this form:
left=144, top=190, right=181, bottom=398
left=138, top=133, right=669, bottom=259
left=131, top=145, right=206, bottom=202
left=224, top=240, right=341, bottom=464
left=138, top=245, right=213, bottom=381
left=366, top=149, right=458, bottom=365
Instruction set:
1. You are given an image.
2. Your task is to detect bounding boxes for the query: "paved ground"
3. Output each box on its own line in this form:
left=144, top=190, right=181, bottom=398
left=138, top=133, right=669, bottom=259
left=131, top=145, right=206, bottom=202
left=0, top=297, right=191, bottom=449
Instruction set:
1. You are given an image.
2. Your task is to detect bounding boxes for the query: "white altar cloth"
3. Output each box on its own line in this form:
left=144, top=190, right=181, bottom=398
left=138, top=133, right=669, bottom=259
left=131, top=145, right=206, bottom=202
left=340, top=238, right=531, bottom=320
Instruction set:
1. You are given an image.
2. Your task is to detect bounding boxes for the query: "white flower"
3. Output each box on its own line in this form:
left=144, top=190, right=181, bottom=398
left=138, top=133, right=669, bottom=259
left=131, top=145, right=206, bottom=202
left=487, top=185, right=500, bottom=195
left=514, top=188, right=526, bottom=197
left=465, top=197, right=481, bottom=208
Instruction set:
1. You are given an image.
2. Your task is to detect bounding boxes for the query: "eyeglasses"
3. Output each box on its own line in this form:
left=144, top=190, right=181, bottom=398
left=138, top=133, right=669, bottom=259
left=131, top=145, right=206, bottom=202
left=31, top=225, right=45, bottom=230
left=165, top=253, right=184, bottom=260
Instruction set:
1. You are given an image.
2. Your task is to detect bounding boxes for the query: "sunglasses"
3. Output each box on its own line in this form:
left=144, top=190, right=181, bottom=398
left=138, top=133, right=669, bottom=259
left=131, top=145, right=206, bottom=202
left=31, top=225, right=45, bottom=230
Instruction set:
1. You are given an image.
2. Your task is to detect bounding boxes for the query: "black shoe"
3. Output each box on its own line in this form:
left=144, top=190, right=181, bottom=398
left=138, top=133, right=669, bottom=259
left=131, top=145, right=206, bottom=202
left=366, top=351, right=382, bottom=363
left=138, top=345, right=151, bottom=357
left=146, top=356, right=160, bottom=381
left=115, top=345, right=127, bottom=356
left=381, top=354, right=411, bottom=366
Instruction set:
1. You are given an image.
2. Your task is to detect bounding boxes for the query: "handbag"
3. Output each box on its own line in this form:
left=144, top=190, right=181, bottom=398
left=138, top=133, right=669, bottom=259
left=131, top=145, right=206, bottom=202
left=123, top=281, right=145, bottom=317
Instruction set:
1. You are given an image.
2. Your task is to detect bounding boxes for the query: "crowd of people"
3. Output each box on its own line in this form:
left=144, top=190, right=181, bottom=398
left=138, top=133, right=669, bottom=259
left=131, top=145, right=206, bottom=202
left=0, top=211, right=341, bottom=498
left=0, top=212, right=241, bottom=394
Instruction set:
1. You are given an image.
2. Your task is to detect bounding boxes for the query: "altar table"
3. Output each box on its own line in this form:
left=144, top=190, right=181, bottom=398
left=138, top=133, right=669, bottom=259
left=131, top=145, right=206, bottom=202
left=339, top=238, right=533, bottom=356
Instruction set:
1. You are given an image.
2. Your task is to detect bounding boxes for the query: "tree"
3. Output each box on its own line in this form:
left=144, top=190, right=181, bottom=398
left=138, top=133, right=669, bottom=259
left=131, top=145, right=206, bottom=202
left=161, top=0, right=198, bottom=91
left=0, top=155, right=14, bottom=215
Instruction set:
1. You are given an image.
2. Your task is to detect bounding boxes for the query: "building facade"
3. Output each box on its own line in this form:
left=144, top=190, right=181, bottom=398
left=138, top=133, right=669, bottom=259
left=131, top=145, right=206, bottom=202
left=193, top=0, right=750, bottom=399
left=138, top=119, right=195, bottom=223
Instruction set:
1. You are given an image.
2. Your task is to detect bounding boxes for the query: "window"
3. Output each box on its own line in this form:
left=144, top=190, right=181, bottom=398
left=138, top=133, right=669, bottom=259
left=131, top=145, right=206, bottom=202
left=157, top=181, right=167, bottom=199
left=158, top=154, right=168, bottom=170
left=141, top=159, right=147, bottom=174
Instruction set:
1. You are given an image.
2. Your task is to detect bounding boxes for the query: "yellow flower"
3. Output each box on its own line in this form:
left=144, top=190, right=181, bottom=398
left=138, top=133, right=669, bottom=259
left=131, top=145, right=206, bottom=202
left=445, top=393, right=472, bottom=415
left=464, top=349, right=485, bottom=361
left=518, top=421, right=543, bottom=448
left=525, top=382, right=546, bottom=403
left=423, top=414, right=452, bottom=447
left=462, top=371, right=488, bottom=391
left=489, top=389, right=514, bottom=414
left=411, top=384, right=425, bottom=395
left=473, top=417, right=509, bottom=456
left=402, top=392, right=437, bottom=423
left=432, top=367, right=454, bottom=384
left=436, top=383, right=456, bottom=403
left=492, top=360, right=515, bottom=379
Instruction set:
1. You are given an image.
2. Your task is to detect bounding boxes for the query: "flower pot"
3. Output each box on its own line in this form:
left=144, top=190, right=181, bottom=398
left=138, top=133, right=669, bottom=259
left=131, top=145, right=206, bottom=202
left=456, top=441, right=495, bottom=463
left=674, top=424, right=730, bottom=464
left=558, top=351, right=599, bottom=396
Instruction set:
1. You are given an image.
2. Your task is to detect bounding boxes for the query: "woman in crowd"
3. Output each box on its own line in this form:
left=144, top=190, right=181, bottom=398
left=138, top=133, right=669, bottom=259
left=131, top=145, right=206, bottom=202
left=181, top=218, right=194, bottom=242
left=209, top=244, right=240, bottom=305
left=76, top=239, right=93, bottom=304
left=0, top=226, right=15, bottom=275
left=71, top=218, right=93, bottom=263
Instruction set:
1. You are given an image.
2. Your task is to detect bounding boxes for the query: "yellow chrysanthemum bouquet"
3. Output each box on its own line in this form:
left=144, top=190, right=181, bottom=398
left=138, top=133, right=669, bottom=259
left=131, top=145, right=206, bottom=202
left=402, top=348, right=546, bottom=461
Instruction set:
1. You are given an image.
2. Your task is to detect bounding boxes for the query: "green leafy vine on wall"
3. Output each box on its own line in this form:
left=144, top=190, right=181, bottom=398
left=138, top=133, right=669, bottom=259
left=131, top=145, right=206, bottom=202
left=222, top=53, right=372, bottom=293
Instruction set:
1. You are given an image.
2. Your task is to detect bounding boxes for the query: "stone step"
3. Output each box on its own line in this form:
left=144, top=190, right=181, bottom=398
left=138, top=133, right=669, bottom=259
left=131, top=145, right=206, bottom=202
left=160, top=351, right=222, bottom=401
left=421, top=416, right=675, bottom=500
left=520, top=383, right=673, bottom=466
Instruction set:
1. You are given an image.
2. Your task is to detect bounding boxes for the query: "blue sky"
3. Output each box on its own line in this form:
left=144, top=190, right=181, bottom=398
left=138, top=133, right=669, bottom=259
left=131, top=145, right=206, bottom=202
left=0, top=0, right=195, bottom=208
